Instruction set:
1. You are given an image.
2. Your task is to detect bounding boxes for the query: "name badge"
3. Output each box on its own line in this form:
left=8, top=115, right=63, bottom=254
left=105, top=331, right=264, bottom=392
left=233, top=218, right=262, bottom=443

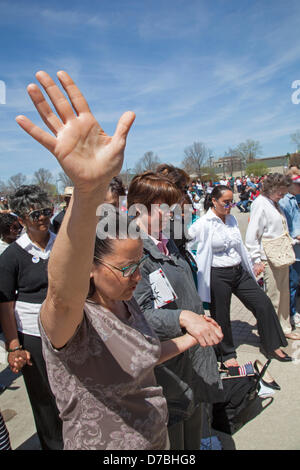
left=149, top=268, right=178, bottom=308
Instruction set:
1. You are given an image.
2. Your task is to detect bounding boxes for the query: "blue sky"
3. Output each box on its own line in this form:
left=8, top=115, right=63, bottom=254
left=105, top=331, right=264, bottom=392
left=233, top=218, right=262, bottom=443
left=1, top=0, right=300, bottom=185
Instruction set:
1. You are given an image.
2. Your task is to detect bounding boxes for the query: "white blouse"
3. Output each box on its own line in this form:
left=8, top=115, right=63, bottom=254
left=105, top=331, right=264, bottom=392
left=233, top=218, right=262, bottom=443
left=188, top=209, right=255, bottom=302
left=211, top=225, right=242, bottom=267
left=245, top=195, right=288, bottom=263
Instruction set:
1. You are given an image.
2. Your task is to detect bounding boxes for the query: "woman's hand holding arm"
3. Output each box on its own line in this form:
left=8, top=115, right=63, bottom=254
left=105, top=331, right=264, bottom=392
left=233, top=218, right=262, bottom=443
left=179, top=310, right=223, bottom=347
left=158, top=311, right=223, bottom=364
left=16, top=71, right=135, bottom=348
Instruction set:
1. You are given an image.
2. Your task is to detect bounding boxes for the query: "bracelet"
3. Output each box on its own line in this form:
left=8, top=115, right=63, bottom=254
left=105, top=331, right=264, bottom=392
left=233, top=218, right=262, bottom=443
left=7, top=345, right=23, bottom=353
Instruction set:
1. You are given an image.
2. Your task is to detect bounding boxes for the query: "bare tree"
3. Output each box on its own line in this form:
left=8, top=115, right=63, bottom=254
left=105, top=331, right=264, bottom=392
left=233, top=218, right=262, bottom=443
left=290, top=130, right=300, bottom=152
left=182, top=142, right=212, bottom=177
left=7, top=173, right=27, bottom=193
left=223, top=148, right=245, bottom=174
left=133, top=151, right=161, bottom=174
left=233, top=139, right=263, bottom=163
left=58, top=171, right=73, bottom=190
left=32, top=168, right=53, bottom=192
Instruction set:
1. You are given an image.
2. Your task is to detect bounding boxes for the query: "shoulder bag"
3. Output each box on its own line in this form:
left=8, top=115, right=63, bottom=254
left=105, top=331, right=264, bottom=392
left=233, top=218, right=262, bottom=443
left=262, top=212, right=295, bottom=269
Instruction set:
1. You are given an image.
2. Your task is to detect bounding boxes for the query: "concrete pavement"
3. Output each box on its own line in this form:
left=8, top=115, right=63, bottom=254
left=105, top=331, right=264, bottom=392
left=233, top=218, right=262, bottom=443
left=0, top=207, right=299, bottom=450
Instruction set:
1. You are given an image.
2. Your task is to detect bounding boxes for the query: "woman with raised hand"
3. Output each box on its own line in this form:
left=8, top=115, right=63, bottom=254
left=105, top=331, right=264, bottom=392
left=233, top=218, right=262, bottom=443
left=15, top=70, right=205, bottom=450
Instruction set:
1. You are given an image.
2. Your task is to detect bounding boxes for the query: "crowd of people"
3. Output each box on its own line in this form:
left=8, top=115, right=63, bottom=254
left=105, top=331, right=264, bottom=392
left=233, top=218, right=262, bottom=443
left=0, top=71, right=299, bottom=451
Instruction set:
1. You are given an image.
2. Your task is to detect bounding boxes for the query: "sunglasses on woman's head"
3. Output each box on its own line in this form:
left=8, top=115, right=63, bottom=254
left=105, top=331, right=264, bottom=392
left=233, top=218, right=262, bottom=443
left=27, top=207, right=53, bottom=221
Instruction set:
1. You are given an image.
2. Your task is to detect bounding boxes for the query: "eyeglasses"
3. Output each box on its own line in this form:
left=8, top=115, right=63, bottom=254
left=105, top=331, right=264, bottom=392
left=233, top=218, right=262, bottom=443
left=95, top=254, right=149, bottom=278
left=27, top=207, right=53, bottom=221
left=217, top=201, right=236, bottom=208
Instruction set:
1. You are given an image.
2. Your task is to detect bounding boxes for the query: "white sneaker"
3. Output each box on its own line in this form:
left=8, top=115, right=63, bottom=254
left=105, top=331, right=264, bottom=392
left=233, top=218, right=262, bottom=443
left=291, top=312, right=300, bottom=328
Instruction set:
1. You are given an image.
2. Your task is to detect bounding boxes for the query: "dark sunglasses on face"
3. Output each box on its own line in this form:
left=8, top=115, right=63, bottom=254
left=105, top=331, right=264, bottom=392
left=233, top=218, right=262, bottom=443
left=27, top=207, right=53, bottom=221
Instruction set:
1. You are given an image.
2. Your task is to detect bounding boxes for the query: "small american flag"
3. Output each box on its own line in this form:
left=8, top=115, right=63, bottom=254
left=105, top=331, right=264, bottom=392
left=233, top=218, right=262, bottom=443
left=238, top=362, right=255, bottom=376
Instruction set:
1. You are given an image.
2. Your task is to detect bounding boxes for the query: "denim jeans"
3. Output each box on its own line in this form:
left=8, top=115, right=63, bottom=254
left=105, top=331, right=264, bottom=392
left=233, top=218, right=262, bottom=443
left=236, top=200, right=249, bottom=212
left=289, top=261, right=300, bottom=317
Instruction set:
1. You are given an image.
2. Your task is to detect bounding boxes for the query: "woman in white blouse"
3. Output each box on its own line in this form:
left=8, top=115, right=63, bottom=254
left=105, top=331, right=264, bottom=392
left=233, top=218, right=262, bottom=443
left=245, top=173, right=300, bottom=341
left=188, top=185, right=290, bottom=367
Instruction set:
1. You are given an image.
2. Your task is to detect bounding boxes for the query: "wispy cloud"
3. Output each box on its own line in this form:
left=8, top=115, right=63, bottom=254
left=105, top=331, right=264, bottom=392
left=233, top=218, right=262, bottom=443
left=40, top=8, right=108, bottom=28
left=1, top=0, right=300, bottom=180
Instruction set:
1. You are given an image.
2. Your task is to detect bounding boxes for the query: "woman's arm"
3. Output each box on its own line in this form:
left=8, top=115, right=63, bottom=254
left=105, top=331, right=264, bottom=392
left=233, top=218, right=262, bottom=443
left=158, top=333, right=198, bottom=365
left=245, top=202, right=265, bottom=264
left=16, top=71, right=135, bottom=349
left=0, top=302, right=32, bottom=373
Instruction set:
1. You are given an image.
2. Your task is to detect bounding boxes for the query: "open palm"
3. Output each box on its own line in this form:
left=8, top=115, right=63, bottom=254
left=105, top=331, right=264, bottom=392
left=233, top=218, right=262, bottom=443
left=16, top=71, right=135, bottom=193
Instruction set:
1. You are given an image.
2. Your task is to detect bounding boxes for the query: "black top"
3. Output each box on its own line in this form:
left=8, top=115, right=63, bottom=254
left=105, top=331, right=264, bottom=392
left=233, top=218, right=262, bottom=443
left=0, top=242, right=49, bottom=304
left=52, top=210, right=65, bottom=234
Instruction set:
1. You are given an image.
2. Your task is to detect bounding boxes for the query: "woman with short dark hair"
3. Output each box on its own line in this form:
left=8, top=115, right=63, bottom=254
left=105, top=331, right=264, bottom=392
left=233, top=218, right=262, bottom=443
left=0, top=184, right=63, bottom=449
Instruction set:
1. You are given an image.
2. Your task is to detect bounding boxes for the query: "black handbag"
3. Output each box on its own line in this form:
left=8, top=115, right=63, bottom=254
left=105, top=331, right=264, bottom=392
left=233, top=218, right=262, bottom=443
left=212, top=358, right=274, bottom=435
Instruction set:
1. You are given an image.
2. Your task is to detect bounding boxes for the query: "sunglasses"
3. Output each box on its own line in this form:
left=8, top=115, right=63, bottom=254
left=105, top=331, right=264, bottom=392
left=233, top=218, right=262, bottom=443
left=223, top=202, right=236, bottom=209
left=95, top=254, right=149, bottom=278
left=216, top=199, right=236, bottom=208
left=27, top=207, right=53, bottom=221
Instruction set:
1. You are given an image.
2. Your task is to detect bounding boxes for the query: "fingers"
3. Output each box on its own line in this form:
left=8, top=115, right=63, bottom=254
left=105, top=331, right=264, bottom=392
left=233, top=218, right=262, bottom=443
left=195, top=323, right=223, bottom=347
left=26, top=83, right=63, bottom=136
left=203, top=316, right=220, bottom=328
left=56, top=71, right=91, bottom=116
left=114, top=111, right=136, bottom=141
left=16, top=115, right=56, bottom=153
left=25, top=351, right=32, bottom=366
left=10, top=357, right=25, bottom=374
left=35, top=71, right=76, bottom=124
left=8, top=350, right=33, bottom=374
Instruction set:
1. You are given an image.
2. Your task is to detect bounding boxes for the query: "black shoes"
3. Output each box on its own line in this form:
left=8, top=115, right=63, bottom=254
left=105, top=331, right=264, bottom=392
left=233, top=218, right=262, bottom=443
left=254, top=360, right=281, bottom=391
left=268, top=350, right=293, bottom=362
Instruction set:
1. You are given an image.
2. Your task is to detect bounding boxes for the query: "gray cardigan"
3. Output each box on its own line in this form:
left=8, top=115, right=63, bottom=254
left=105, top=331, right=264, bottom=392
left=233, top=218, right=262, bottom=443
left=133, top=235, right=223, bottom=426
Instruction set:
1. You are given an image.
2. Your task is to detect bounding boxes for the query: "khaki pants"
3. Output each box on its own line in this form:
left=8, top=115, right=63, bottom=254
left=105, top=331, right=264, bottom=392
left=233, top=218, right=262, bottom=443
left=263, top=261, right=292, bottom=335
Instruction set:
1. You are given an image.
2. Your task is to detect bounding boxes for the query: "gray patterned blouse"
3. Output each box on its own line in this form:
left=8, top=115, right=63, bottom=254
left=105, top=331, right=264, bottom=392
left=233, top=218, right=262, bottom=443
left=39, top=298, right=169, bottom=450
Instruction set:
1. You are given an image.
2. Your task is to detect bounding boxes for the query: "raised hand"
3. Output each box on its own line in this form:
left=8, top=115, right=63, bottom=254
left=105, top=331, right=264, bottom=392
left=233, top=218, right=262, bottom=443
left=16, top=71, right=135, bottom=195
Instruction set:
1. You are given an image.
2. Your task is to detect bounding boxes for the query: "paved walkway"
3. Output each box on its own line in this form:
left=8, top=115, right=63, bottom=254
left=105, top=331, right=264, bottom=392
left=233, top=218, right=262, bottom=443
left=0, top=207, right=299, bottom=450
